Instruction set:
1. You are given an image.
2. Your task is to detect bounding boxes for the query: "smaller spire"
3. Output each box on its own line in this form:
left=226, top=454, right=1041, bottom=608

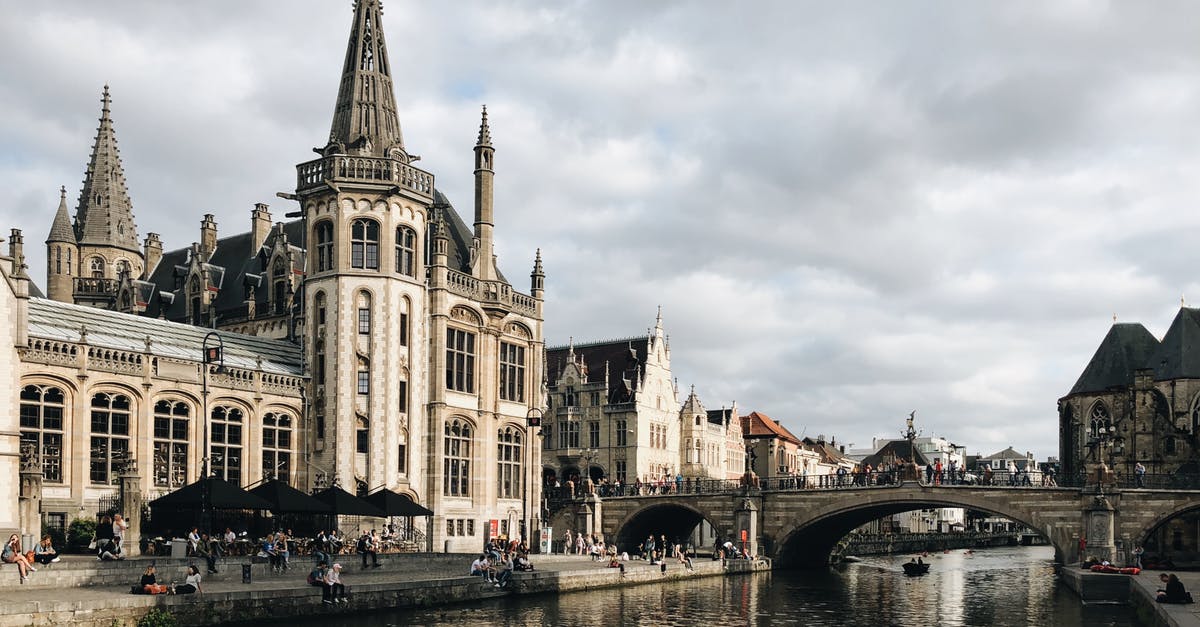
left=101, top=84, right=111, bottom=115
left=47, top=185, right=76, bottom=244
left=477, top=105, right=492, bottom=146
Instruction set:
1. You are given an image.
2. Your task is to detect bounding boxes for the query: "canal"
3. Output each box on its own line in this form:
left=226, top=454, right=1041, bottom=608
left=291, top=546, right=1137, bottom=626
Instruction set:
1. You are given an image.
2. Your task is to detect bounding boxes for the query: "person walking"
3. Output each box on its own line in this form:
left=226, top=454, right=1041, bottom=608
left=358, top=530, right=379, bottom=569
left=1135, top=462, right=1147, bottom=488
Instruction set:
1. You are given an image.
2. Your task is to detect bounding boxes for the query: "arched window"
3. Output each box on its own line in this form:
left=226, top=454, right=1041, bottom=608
left=19, top=384, right=65, bottom=483
left=1089, top=403, right=1111, bottom=439
left=54, top=248, right=61, bottom=274
left=356, top=416, right=369, bottom=454
left=152, top=400, right=189, bottom=488
left=315, top=221, right=335, bottom=272
left=210, top=406, right=244, bottom=483
left=262, top=412, right=292, bottom=483
left=444, top=419, right=472, bottom=496
left=350, top=219, right=379, bottom=270
left=315, top=291, right=327, bottom=327
left=90, top=392, right=131, bottom=485
left=90, top=257, right=105, bottom=278
left=116, top=259, right=131, bottom=277
left=272, top=257, right=289, bottom=314
left=497, top=427, right=522, bottom=499
left=66, top=248, right=72, bottom=274
left=395, top=225, right=416, bottom=276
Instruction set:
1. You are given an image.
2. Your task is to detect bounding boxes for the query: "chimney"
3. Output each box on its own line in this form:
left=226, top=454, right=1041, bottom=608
left=143, top=233, right=162, bottom=279
left=8, top=228, right=27, bottom=278
left=199, top=214, right=218, bottom=259
left=251, top=203, right=272, bottom=252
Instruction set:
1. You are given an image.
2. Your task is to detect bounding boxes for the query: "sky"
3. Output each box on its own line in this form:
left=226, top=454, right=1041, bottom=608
left=3, top=1, right=1199, bottom=462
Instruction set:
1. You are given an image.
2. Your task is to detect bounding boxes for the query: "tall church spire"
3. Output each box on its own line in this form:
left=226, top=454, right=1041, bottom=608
left=326, top=0, right=404, bottom=159
left=75, top=85, right=140, bottom=254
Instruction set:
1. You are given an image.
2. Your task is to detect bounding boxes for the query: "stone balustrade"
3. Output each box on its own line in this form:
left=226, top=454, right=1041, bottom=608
left=296, top=155, right=434, bottom=198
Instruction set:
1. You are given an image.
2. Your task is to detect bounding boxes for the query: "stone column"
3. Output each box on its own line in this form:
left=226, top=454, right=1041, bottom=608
left=574, top=493, right=603, bottom=538
left=119, top=463, right=143, bottom=557
left=734, top=497, right=760, bottom=558
left=18, top=458, right=43, bottom=539
left=1083, top=495, right=1115, bottom=563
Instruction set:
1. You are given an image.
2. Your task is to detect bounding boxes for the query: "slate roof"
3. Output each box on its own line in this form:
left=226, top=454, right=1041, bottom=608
left=707, top=407, right=734, bottom=427
left=1147, top=307, right=1200, bottom=381
left=980, top=446, right=1027, bottom=461
left=46, top=187, right=75, bottom=244
left=803, top=436, right=853, bottom=465
left=27, top=297, right=303, bottom=375
left=1068, top=322, right=1159, bottom=396
left=860, top=440, right=929, bottom=468
left=741, top=411, right=802, bottom=444
left=547, top=337, right=646, bottom=403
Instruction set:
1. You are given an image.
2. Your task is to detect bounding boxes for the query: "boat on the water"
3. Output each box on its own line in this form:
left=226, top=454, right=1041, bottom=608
left=902, top=561, right=930, bottom=576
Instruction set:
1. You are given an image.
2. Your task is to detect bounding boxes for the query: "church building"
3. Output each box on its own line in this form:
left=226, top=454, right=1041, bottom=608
left=3, top=0, right=545, bottom=551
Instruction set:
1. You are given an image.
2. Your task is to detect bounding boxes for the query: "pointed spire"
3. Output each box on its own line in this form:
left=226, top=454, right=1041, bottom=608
left=477, top=105, right=492, bottom=147
left=326, top=0, right=404, bottom=158
left=75, top=85, right=140, bottom=253
left=47, top=186, right=75, bottom=244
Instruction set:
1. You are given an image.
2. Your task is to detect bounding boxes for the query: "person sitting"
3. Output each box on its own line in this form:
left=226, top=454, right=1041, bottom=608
left=33, top=534, right=60, bottom=565
left=322, top=563, right=347, bottom=604
left=262, top=533, right=281, bottom=572
left=196, top=533, right=218, bottom=574
left=516, top=553, right=535, bottom=571
left=171, top=565, right=203, bottom=595
left=97, top=537, right=120, bottom=561
left=186, top=527, right=201, bottom=556
left=274, top=532, right=290, bottom=572
left=1157, top=573, right=1193, bottom=604
left=308, top=561, right=328, bottom=588
left=470, top=554, right=493, bottom=582
left=3, top=534, right=35, bottom=583
left=494, top=552, right=514, bottom=588
left=140, top=565, right=169, bottom=595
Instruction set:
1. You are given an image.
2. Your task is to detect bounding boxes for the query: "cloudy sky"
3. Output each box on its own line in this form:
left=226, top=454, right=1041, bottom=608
left=3, top=1, right=1199, bottom=461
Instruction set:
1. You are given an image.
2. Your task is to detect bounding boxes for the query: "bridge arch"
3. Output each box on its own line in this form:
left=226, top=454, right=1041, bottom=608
left=610, top=500, right=727, bottom=555
left=770, top=488, right=1077, bottom=568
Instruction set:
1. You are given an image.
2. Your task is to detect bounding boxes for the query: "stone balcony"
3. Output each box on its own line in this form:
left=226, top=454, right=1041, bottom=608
left=296, top=155, right=434, bottom=199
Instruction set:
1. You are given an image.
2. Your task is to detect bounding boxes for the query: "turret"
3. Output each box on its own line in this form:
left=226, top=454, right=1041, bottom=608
left=45, top=185, right=78, bottom=302
left=530, top=248, right=544, bottom=298
left=472, top=105, right=496, bottom=280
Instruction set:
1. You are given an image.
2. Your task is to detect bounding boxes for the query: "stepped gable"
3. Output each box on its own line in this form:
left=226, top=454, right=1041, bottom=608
left=547, top=337, right=646, bottom=402
left=1147, top=307, right=1200, bottom=381
left=1067, top=322, right=1159, bottom=396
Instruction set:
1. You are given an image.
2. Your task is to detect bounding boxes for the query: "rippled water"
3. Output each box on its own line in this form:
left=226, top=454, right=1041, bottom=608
left=286, top=546, right=1136, bottom=626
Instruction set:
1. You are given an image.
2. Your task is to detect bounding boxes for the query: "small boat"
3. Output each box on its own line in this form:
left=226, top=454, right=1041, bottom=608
left=903, top=561, right=930, bottom=576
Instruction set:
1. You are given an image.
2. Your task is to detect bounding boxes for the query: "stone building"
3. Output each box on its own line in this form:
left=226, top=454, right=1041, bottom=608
left=6, top=0, right=545, bottom=551
left=678, top=389, right=745, bottom=480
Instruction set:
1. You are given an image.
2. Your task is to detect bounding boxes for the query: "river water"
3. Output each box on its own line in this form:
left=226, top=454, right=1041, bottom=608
left=292, top=546, right=1137, bottom=626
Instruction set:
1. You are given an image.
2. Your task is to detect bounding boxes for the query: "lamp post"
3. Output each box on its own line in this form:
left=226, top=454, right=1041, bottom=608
left=200, top=331, right=226, bottom=533
left=524, top=407, right=543, bottom=550
left=1088, top=416, right=1123, bottom=494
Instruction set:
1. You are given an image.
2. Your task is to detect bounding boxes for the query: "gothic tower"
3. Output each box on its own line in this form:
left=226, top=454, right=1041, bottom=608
left=45, top=186, right=77, bottom=302
left=298, top=0, right=432, bottom=496
left=71, top=86, right=143, bottom=308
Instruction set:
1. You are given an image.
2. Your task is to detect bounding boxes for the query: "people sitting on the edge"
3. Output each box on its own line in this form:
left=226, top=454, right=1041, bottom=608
left=3, top=534, right=35, bottom=583
left=196, top=533, right=218, bottom=574
left=308, top=561, right=328, bottom=588
left=494, top=552, right=514, bottom=588
left=187, top=526, right=201, bottom=556
left=470, top=554, right=494, bottom=582
left=33, top=534, right=60, bottom=565
left=1157, top=573, right=1193, bottom=604
left=516, top=552, right=535, bottom=571
left=97, top=536, right=121, bottom=561
left=140, top=565, right=169, bottom=595
left=171, top=564, right=203, bottom=595
left=322, top=563, right=347, bottom=604
left=274, top=531, right=290, bottom=572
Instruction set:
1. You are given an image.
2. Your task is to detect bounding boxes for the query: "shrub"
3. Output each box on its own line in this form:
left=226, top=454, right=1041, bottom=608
left=67, top=518, right=97, bottom=553
left=137, top=608, right=177, bottom=627
left=40, top=524, right=66, bottom=552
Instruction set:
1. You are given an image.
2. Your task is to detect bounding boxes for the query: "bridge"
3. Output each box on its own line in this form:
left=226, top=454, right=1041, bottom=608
left=546, top=475, right=1200, bottom=568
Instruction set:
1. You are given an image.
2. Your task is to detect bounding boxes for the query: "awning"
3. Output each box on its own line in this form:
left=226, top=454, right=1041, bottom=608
left=148, top=477, right=275, bottom=510
left=248, top=479, right=330, bottom=514
left=312, top=486, right=387, bottom=517
left=365, top=488, right=434, bottom=517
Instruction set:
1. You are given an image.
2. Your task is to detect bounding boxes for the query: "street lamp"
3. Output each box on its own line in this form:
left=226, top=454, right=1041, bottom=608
left=524, top=407, right=544, bottom=549
left=200, top=331, right=227, bottom=533
left=1088, top=416, right=1123, bottom=493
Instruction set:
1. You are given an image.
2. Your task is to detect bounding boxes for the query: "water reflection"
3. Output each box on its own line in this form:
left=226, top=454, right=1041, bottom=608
left=277, top=546, right=1135, bottom=627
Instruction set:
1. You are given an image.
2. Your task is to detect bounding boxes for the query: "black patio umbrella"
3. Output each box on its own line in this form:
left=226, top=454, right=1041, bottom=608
left=365, top=488, right=434, bottom=517
left=149, top=477, right=274, bottom=510
left=249, top=479, right=330, bottom=514
left=312, top=486, right=387, bottom=517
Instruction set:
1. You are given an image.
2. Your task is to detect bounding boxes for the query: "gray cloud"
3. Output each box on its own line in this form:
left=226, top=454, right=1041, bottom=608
left=4, top=0, right=1200, bottom=461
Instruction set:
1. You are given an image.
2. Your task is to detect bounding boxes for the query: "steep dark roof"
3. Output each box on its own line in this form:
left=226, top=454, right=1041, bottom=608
left=706, top=408, right=733, bottom=427
left=861, top=440, right=929, bottom=468
left=1068, top=323, right=1159, bottom=396
left=547, top=337, right=646, bottom=403
left=1148, top=307, right=1200, bottom=381
left=432, top=190, right=476, bottom=275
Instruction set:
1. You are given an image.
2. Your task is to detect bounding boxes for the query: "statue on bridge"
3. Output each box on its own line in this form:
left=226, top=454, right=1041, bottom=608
left=1090, top=460, right=1116, bottom=493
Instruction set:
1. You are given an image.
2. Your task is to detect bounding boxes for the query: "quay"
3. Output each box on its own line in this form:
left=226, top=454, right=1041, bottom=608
left=0, top=552, right=769, bottom=626
left=1060, top=567, right=1200, bottom=626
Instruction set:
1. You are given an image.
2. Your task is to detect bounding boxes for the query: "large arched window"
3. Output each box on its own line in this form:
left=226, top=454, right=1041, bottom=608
left=395, top=225, right=416, bottom=276
left=497, top=427, right=522, bottom=499
left=210, top=406, right=244, bottom=483
left=262, top=412, right=292, bottom=483
left=315, top=221, right=335, bottom=272
left=19, top=384, right=65, bottom=483
left=444, top=419, right=472, bottom=496
left=90, top=392, right=131, bottom=485
left=152, top=400, right=190, bottom=488
left=350, top=218, right=379, bottom=270
left=1089, top=402, right=1111, bottom=439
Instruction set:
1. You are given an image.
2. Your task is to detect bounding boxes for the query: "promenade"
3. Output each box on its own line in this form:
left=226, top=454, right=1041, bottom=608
left=1130, top=570, right=1200, bottom=627
left=0, top=552, right=768, bottom=626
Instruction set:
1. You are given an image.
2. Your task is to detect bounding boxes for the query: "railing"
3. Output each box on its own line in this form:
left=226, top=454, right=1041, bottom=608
left=19, top=339, right=78, bottom=367
left=88, top=346, right=144, bottom=375
left=73, top=277, right=119, bottom=297
left=296, top=155, right=434, bottom=198
left=444, top=269, right=538, bottom=317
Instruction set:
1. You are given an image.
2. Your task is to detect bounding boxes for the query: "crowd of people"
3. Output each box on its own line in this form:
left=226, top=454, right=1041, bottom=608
left=468, top=537, right=534, bottom=588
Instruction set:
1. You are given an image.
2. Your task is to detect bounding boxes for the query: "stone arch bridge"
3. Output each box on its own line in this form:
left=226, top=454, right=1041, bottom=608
left=547, top=482, right=1200, bottom=568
